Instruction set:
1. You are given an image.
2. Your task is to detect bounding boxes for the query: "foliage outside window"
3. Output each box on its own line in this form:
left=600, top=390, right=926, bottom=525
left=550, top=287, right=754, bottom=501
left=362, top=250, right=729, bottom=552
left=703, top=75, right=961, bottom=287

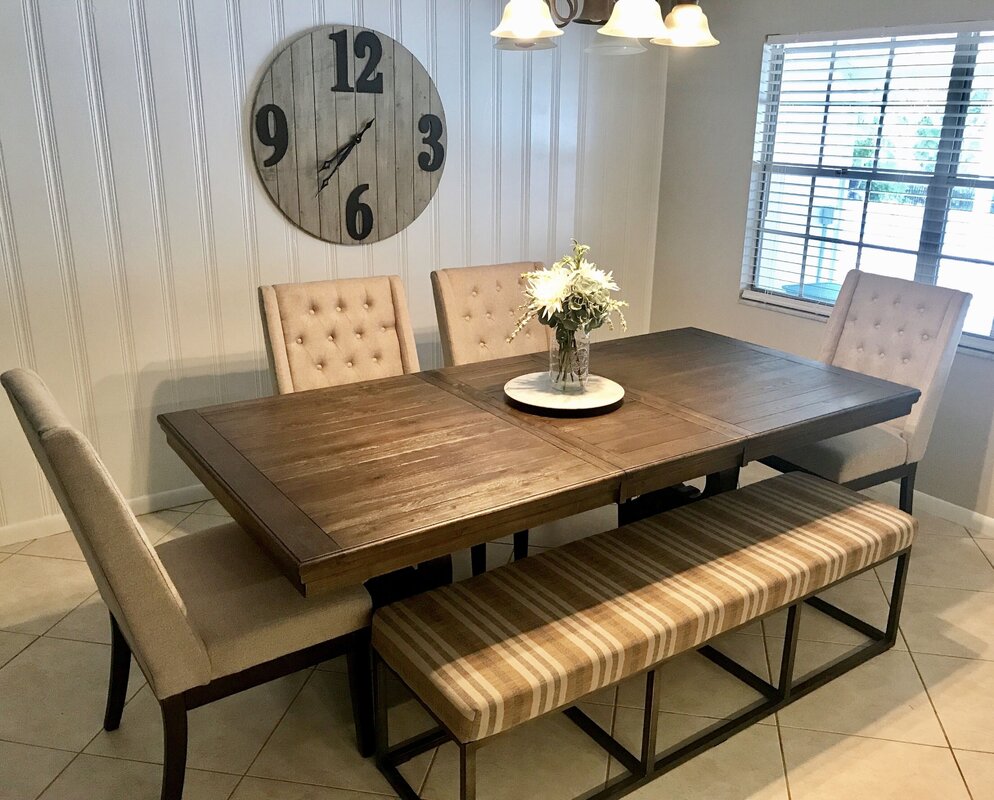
left=742, top=26, right=994, bottom=346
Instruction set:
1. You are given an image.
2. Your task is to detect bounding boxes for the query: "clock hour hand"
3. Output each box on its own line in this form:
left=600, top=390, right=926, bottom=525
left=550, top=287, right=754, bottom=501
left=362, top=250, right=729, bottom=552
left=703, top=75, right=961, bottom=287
left=317, top=118, right=376, bottom=195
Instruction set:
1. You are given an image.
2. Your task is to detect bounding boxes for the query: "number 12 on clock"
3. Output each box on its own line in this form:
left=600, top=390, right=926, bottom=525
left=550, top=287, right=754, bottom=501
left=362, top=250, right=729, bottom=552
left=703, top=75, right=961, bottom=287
left=251, top=25, right=447, bottom=245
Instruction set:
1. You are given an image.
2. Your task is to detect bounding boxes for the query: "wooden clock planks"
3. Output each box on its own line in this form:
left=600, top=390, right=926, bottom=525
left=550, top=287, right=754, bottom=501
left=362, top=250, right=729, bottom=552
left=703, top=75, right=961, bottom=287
left=251, top=24, right=446, bottom=245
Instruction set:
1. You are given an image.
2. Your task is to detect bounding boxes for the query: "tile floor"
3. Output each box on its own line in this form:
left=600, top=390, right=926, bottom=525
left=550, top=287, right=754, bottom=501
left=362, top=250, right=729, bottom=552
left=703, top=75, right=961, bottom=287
left=1, top=467, right=994, bottom=799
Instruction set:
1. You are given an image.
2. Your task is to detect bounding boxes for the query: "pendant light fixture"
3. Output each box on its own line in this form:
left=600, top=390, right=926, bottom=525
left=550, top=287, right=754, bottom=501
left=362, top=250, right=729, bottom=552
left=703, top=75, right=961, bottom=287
left=491, top=0, right=719, bottom=51
left=598, top=0, right=667, bottom=40
left=653, top=1, right=719, bottom=47
left=491, top=0, right=563, bottom=43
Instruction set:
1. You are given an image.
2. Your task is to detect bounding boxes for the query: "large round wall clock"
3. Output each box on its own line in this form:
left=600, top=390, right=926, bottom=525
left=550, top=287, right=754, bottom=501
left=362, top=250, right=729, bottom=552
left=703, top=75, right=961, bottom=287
left=251, top=25, right=446, bottom=245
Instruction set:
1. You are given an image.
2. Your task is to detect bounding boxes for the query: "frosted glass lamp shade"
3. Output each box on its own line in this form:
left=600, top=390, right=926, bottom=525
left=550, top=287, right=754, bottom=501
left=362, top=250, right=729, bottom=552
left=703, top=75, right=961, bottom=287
left=586, top=36, right=648, bottom=56
left=598, top=0, right=668, bottom=39
left=652, top=3, right=719, bottom=47
left=492, top=0, right=564, bottom=41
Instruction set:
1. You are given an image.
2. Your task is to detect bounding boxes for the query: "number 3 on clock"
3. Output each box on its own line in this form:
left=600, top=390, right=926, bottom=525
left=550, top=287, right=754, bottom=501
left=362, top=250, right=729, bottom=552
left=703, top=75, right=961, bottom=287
left=251, top=25, right=447, bottom=245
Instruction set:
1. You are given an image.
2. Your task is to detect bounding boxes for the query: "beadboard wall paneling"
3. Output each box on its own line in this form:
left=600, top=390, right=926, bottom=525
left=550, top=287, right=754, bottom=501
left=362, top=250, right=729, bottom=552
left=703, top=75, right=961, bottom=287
left=0, top=0, right=667, bottom=543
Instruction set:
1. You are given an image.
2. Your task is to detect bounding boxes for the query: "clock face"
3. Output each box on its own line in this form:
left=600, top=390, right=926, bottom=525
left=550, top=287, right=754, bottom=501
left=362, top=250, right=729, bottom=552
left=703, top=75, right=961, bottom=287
left=251, top=25, right=446, bottom=245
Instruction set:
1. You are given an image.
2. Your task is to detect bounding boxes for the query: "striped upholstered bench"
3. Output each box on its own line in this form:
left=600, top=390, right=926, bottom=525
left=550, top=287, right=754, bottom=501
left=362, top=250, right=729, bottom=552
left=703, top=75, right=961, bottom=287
left=372, top=472, right=916, bottom=800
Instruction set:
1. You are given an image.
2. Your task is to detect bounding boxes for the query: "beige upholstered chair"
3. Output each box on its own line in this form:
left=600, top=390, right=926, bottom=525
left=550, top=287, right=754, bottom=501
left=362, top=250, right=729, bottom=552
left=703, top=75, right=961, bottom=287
left=431, top=262, right=550, bottom=366
left=764, top=271, right=971, bottom=512
left=1, top=369, right=374, bottom=800
left=431, top=263, right=552, bottom=575
left=260, top=275, right=420, bottom=394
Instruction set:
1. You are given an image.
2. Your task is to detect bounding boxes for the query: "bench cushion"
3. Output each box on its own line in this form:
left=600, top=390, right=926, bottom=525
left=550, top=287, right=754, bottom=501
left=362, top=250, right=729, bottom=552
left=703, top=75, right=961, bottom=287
left=372, top=473, right=916, bottom=744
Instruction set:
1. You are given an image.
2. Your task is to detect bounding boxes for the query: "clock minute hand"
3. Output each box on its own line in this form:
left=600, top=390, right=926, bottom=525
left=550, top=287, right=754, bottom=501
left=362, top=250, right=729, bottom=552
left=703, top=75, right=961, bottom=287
left=318, top=139, right=354, bottom=173
left=316, top=118, right=376, bottom=195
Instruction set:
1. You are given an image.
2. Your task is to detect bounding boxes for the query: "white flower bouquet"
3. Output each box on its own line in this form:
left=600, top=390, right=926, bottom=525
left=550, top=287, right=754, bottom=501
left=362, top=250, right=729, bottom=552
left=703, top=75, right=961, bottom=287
left=508, top=240, right=627, bottom=389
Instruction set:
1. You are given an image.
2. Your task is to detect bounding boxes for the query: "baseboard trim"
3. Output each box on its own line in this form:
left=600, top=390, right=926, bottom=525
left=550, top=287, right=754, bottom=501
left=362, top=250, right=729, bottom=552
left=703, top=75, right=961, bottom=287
left=0, top=484, right=212, bottom=548
left=864, top=482, right=994, bottom=537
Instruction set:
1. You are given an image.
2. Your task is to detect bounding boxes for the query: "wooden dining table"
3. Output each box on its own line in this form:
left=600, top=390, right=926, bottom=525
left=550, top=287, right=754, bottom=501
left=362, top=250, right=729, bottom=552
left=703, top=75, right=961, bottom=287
left=158, top=328, right=920, bottom=597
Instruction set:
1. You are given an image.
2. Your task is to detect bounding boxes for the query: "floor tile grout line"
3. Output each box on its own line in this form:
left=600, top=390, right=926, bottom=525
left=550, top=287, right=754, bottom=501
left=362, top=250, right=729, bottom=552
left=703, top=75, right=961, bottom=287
left=0, top=735, right=79, bottom=755
left=605, top=685, right=619, bottom=789
left=224, top=774, right=244, bottom=800
left=239, top=665, right=317, bottom=782
left=240, top=773, right=396, bottom=797
left=905, top=647, right=976, bottom=799
left=973, top=536, right=994, bottom=570
left=760, top=618, right=794, bottom=800
left=0, top=551, right=89, bottom=565
left=417, top=744, right=440, bottom=796
left=32, top=749, right=84, bottom=800
left=38, top=588, right=102, bottom=639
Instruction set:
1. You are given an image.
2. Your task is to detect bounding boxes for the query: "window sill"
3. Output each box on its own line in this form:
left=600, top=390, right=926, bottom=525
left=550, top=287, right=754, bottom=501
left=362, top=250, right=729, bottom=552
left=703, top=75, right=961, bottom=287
left=738, top=289, right=994, bottom=361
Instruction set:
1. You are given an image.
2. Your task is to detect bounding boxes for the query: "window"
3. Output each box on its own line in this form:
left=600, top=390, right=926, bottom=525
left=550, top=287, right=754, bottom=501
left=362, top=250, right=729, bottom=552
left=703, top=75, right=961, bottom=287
left=741, top=24, right=994, bottom=350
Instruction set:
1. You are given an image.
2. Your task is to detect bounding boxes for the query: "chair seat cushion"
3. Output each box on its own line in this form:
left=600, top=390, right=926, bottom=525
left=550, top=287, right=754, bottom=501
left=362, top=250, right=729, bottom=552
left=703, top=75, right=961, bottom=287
left=775, top=423, right=909, bottom=484
left=157, top=522, right=372, bottom=680
left=372, top=473, right=915, bottom=744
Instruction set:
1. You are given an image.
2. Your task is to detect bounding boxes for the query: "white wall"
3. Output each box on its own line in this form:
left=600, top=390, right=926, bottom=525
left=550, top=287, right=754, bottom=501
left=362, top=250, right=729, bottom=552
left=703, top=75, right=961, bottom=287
left=652, top=0, right=994, bottom=517
left=0, top=0, right=667, bottom=542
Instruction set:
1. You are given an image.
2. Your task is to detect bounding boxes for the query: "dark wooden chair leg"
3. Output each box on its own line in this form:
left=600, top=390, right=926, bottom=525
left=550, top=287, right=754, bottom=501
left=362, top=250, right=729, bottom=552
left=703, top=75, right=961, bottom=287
left=513, top=530, right=529, bottom=561
left=103, top=613, right=131, bottom=731
left=159, top=696, right=188, bottom=800
left=347, top=631, right=376, bottom=758
left=899, top=464, right=917, bottom=514
left=470, top=544, right=487, bottom=576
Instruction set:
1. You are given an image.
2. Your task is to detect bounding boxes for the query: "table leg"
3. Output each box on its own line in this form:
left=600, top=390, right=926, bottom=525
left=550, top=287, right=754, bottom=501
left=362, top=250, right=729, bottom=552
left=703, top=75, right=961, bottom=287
left=702, top=468, right=740, bottom=498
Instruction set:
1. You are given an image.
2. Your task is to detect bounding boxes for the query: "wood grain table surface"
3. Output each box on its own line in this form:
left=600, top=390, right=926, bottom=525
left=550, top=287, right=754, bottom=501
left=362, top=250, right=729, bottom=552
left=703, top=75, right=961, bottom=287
left=158, top=328, right=920, bottom=596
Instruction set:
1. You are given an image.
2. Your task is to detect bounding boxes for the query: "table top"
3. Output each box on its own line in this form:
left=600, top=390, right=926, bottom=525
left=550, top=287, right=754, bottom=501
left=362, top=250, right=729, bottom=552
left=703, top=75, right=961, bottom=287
left=158, top=328, right=920, bottom=596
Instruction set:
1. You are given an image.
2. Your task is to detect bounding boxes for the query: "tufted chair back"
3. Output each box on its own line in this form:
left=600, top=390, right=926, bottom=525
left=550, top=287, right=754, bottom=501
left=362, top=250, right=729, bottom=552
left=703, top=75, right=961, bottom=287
left=0, top=369, right=211, bottom=699
left=431, top=263, right=552, bottom=366
left=260, top=276, right=420, bottom=395
left=820, top=271, right=971, bottom=463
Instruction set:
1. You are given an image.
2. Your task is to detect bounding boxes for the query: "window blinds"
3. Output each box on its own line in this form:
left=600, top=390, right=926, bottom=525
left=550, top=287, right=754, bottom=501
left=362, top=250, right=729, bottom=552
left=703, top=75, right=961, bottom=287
left=742, top=28, right=994, bottom=340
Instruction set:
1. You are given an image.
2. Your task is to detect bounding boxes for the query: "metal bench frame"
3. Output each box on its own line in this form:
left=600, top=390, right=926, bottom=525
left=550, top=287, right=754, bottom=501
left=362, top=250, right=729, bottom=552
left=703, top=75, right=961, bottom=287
left=373, top=547, right=911, bottom=800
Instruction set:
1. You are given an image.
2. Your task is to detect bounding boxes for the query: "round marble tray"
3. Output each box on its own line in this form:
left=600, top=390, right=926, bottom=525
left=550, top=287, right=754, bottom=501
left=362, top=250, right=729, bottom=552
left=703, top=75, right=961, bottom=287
left=503, top=372, right=625, bottom=415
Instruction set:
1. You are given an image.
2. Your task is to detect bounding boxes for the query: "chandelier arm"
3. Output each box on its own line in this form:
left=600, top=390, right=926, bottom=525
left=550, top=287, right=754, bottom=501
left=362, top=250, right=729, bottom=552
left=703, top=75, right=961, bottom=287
left=547, top=0, right=580, bottom=28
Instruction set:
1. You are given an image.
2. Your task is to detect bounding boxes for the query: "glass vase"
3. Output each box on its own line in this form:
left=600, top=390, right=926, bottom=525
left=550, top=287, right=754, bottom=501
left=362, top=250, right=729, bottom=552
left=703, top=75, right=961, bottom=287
left=549, top=328, right=590, bottom=392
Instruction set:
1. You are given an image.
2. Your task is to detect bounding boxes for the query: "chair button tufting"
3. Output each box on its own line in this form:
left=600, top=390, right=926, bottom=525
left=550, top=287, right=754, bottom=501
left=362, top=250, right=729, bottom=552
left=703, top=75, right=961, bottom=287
left=922, top=334, right=930, bottom=341
left=472, top=290, right=478, bottom=297
left=464, top=314, right=471, bottom=321
left=879, top=351, right=886, bottom=358
left=918, top=306, right=925, bottom=313
left=336, top=306, right=342, bottom=312
left=874, top=322, right=881, bottom=329
left=356, top=332, right=362, bottom=340
left=328, top=335, right=334, bottom=342
left=296, top=337, right=302, bottom=344
left=309, top=308, right=316, bottom=315
left=857, top=347, right=864, bottom=353
left=363, top=303, right=369, bottom=310
left=316, top=363, right=323, bottom=370
left=381, top=326, right=387, bottom=332
left=347, top=361, right=353, bottom=368
left=373, top=356, right=379, bottom=363
left=486, top=312, right=493, bottom=320
left=903, top=357, right=910, bottom=364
